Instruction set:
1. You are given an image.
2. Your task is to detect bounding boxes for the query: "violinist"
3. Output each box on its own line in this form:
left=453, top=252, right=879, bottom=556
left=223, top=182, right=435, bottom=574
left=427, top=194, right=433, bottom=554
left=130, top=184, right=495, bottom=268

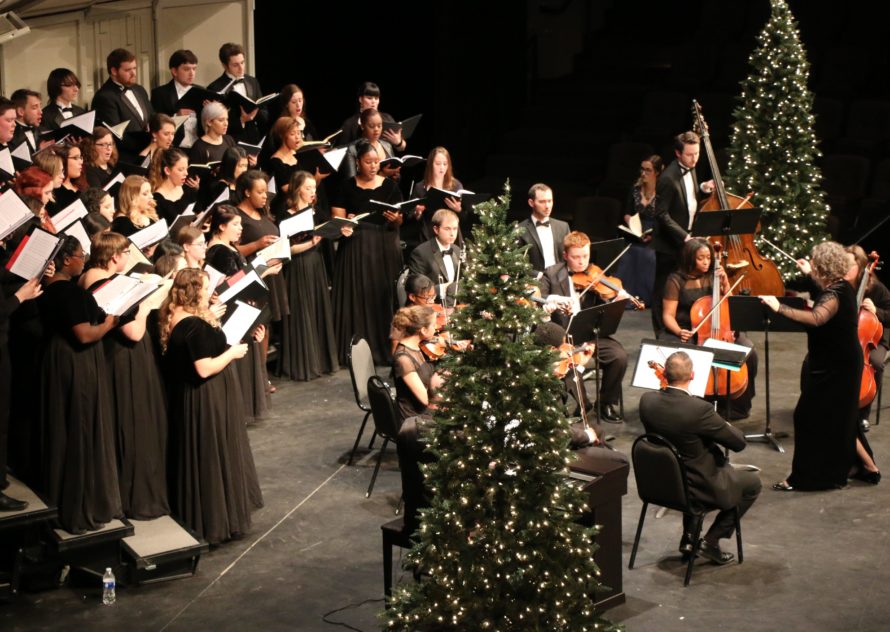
left=539, top=231, right=628, bottom=422
left=407, top=209, right=462, bottom=303
left=391, top=274, right=436, bottom=355
left=846, top=245, right=890, bottom=427
left=391, top=305, right=446, bottom=425
left=662, top=239, right=758, bottom=419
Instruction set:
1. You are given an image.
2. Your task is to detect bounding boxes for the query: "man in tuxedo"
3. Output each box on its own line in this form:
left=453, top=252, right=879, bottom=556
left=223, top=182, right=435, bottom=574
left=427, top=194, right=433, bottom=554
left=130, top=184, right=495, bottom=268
left=539, top=231, right=628, bottom=422
left=338, top=81, right=406, bottom=151
left=206, top=42, right=266, bottom=144
left=151, top=49, right=201, bottom=148
left=650, top=131, right=715, bottom=335
left=10, top=89, right=43, bottom=156
left=0, top=98, right=18, bottom=185
left=408, top=209, right=462, bottom=303
left=518, top=183, right=571, bottom=276
left=639, top=351, right=761, bottom=565
left=91, top=48, right=154, bottom=163
left=42, top=68, right=86, bottom=130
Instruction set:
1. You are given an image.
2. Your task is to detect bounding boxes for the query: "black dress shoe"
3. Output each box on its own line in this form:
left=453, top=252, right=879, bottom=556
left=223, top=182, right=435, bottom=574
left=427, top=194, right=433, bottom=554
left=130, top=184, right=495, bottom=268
left=0, top=492, right=28, bottom=512
left=601, top=404, right=623, bottom=423
left=698, top=539, right=734, bottom=565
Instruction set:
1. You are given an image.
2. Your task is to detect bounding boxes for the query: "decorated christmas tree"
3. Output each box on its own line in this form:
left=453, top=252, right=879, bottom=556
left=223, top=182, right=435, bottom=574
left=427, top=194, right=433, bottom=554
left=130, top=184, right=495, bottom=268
left=383, top=183, right=619, bottom=631
left=725, top=0, right=830, bottom=279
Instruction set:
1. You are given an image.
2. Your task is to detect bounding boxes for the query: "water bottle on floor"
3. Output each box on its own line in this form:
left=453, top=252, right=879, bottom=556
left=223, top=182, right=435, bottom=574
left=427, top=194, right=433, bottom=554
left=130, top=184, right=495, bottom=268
left=102, top=567, right=116, bottom=605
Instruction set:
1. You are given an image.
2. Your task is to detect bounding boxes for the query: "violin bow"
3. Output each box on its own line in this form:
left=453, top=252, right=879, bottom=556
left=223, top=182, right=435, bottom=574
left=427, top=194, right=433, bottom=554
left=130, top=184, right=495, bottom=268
left=564, top=333, right=590, bottom=431
left=758, top=236, right=798, bottom=264
left=577, top=243, right=633, bottom=301
left=688, top=273, right=747, bottom=337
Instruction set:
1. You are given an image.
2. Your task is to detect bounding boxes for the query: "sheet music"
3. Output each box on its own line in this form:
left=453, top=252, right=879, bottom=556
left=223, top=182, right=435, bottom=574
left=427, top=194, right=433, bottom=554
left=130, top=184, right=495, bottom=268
left=217, top=269, right=264, bottom=304
left=6, top=229, right=60, bottom=280
left=632, top=342, right=714, bottom=397
left=221, top=300, right=262, bottom=345
left=278, top=210, right=313, bottom=238
left=62, top=220, right=91, bottom=255
left=122, top=242, right=151, bottom=273
left=324, top=146, right=348, bottom=171
left=103, top=172, right=125, bottom=192
left=0, top=147, right=14, bottom=176
left=0, top=189, right=34, bottom=240
left=204, top=265, right=226, bottom=291
left=182, top=202, right=196, bottom=216
left=92, top=275, right=159, bottom=316
left=51, top=198, right=89, bottom=231
left=129, top=219, right=169, bottom=250
left=254, top=236, right=290, bottom=263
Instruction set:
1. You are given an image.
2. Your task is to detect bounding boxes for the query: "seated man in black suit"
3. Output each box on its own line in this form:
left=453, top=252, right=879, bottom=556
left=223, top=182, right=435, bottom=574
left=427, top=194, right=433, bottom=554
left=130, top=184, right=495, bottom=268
left=206, top=42, right=266, bottom=145
left=91, top=48, right=154, bottom=163
left=42, top=68, right=86, bottom=130
left=151, top=49, right=202, bottom=149
left=10, top=89, right=43, bottom=156
left=639, top=351, right=761, bottom=564
left=408, top=209, right=463, bottom=304
left=517, top=183, right=571, bottom=277
left=539, top=231, right=628, bottom=422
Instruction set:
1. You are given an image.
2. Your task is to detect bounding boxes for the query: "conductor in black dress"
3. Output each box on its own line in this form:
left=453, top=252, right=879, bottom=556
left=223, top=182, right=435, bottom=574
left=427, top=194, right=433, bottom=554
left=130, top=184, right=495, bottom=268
left=539, top=231, right=628, bottom=422
left=651, top=131, right=715, bottom=335
left=517, top=183, right=571, bottom=276
left=408, top=209, right=462, bottom=304
left=206, top=42, right=266, bottom=145
left=150, top=49, right=202, bottom=149
left=91, top=48, right=154, bottom=163
left=639, top=351, right=761, bottom=564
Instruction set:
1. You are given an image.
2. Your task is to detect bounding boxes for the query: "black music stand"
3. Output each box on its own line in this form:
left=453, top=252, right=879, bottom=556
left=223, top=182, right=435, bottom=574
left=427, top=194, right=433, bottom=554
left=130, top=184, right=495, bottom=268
left=568, top=298, right=628, bottom=424
left=690, top=208, right=762, bottom=239
left=588, top=238, right=627, bottom=270
left=728, top=295, right=806, bottom=453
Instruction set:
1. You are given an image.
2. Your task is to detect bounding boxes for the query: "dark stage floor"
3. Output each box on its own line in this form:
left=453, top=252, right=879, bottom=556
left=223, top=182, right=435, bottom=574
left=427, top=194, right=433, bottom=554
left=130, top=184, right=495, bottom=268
left=3, top=309, right=889, bottom=631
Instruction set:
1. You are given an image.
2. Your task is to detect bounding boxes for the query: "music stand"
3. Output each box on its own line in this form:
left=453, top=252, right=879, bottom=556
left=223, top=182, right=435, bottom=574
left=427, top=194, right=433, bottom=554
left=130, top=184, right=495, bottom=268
left=632, top=339, right=715, bottom=397
left=728, top=295, right=806, bottom=453
left=567, top=298, right=627, bottom=424
left=691, top=208, right=761, bottom=239
left=588, top=238, right=627, bottom=270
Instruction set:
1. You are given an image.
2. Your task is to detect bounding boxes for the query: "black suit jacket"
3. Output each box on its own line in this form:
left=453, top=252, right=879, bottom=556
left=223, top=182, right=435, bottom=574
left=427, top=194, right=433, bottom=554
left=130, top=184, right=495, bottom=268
left=10, top=122, right=39, bottom=156
left=651, top=160, right=702, bottom=254
left=408, top=238, right=462, bottom=300
left=517, top=216, right=571, bottom=274
left=151, top=80, right=206, bottom=146
left=91, top=79, right=154, bottom=160
left=41, top=103, right=87, bottom=130
left=638, top=387, right=748, bottom=509
left=206, top=73, right=267, bottom=143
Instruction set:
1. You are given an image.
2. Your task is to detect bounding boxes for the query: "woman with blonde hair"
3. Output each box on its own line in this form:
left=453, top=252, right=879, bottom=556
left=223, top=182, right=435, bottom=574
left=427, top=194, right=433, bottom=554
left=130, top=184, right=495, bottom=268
left=762, top=241, right=880, bottom=490
left=160, top=268, right=262, bottom=544
left=110, top=175, right=158, bottom=237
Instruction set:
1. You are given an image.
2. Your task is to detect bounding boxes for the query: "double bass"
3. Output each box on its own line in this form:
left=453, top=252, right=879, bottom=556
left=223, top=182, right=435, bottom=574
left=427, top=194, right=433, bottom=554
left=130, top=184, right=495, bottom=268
left=691, top=100, right=785, bottom=297
left=689, top=243, right=749, bottom=399
left=857, top=251, right=883, bottom=409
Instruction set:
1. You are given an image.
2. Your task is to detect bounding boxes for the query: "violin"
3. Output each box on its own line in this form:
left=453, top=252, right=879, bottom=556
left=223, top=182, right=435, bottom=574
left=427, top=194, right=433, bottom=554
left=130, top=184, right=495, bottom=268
left=689, top=243, right=749, bottom=399
left=570, top=265, right=645, bottom=310
left=647, top=360, right=668, bottom=389
left=554, top=342, right=595, bottom=379
left=692, top=100, right=785, bottom=297
left=421, top=333, right=471, bottom=361
left=857, top=251, right=883, bottom=409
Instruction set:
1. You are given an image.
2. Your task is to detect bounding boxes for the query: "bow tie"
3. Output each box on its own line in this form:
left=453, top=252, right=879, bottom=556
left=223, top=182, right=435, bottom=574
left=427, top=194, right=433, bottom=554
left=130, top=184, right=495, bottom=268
left=19, top=124, right=34, bottom=132
left=535, top=220, right=550, bottom=228
left=441, top=249, right=453, bottom=256
left=60, top=107, right=73, bottom=112
left=231, top=78, right=245, bottom=85
left=680, top=166, right=692, bottom=176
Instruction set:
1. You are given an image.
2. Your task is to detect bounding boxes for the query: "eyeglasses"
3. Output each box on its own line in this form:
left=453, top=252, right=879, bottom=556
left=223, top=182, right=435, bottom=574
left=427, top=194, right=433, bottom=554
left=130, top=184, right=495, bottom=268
left=188, top=242, right=207, bottom=249
left=69, top=252, right=85, bottom=259
left=95, top=142, right=113, bottom=148
left=61, top=82, right=79, bottom=88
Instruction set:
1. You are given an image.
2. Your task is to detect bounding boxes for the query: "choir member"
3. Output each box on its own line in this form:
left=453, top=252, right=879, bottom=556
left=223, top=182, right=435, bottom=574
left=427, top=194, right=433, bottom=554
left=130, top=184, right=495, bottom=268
left=39, top=236, right=122, bottom=533
left=140, top=113, right=176, bottom=160
left=341, top=108, right=398, bottom=181
left=42, top=68, right=86, bottom=130
left=84, top=126, right=118, bottom=189
left=46, top=142, right=87, bottom=216
left=277, top=170, right=337, bottom=380
left=159, top=268, right=262, bottom=544
left=263, top=116, right=302, bottom=215
left=91, top=48, right=154, bottom=163
left=175, top=225, right=207, bottom=268
left=10, top=89, right=43, bottom=155
left=110, top=175, right=157, bottom=238
left=13, top=166, right=57, bottom=233
left=206, top=42, right=266, bottom=145
left=331, top=139, right=403, bottom=364
left=189, top=101, right=236, bottom=166
left=81, top=187, right=115, bottom=223
left=276, top=83, right=319, bottom=141
left=150, top=49, right=201, bottom=148
left=338, top=81, right=405, bottom=151
left=0, top=97, right=16, bottom=149
left=151, top=147, right=198, bottom=224
left=409, top=146, right=465, bottom=249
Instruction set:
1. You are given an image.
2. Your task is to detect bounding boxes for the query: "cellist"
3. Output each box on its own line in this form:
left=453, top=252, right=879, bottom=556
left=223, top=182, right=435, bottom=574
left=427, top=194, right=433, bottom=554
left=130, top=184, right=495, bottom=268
left=846, top=245, right=890, bottom=427
left=661, top=239, right=758, bottom=420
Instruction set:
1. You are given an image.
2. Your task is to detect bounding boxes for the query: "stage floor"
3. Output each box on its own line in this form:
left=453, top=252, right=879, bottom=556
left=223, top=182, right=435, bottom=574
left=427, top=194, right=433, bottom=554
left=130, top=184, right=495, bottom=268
left=3, top=309, right=889, bottom=631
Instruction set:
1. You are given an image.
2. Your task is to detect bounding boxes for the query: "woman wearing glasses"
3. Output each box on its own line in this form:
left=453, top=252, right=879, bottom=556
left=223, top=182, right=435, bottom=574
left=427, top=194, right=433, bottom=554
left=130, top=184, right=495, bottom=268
left=85, top=127, right=119, bottom=189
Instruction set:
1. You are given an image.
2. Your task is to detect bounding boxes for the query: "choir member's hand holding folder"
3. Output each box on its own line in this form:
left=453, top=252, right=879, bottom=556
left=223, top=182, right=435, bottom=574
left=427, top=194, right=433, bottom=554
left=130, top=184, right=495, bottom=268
left=0, top=189, right=36, bottom=241
left=91, top=273, right=164, bottom=317
left=382, top=114, right=422, bottom=140
left=226, top=91, right=279, bottom=114
left=422, top=187, right=490, bottom=213
left=188, top=161, right=221, bottom=180
left=5, top=226, right=63, bottom=280
left=294, top=145, right=348, bottom=176
left=363, top=199, right=423, bottom=225
left=618, top=214, right=653, bottom=243
left=221, top=300, right=263, bottom=345
left=174, top=87, right=224, bottom=113
left=251, top=237, right=289, bottom=276
left=215, top=264, right=269, bottom=308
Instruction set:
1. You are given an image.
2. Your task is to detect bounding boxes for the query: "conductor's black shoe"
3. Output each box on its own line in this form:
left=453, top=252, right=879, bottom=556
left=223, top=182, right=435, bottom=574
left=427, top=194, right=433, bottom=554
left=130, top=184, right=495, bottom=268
left=601, top=404, right=623, bottom=423
left=697, top=539, right=734, bottom=565
left=0, top=492, right=28, bottom=512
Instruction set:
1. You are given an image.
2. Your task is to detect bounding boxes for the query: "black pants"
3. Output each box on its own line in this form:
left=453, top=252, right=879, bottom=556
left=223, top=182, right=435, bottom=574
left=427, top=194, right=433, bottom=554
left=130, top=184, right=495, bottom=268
left=590, top=337, right=628, bottom=406
left=683, top=469, right=762, bottom=543
left=861, top=344, right=887, bottom=419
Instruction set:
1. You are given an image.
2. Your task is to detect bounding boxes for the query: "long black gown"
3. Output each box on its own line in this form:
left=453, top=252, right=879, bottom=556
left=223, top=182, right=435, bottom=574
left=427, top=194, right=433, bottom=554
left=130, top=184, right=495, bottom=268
left=39, top=280, right=122, bottom=533
left=332, top=177, right=403, bottom=365
left=90, top=276, right=169, bottom=520
left=275, top=206, right=338, bottom=380
left=165, top=316, right=262, bottom=544
left=205, top=243, right=269, bottom=423
left=781, top=280, right=863, bottom=489
left=264, top=156, right=299, bottom=217
left=153, top=188, right=198, bottom=225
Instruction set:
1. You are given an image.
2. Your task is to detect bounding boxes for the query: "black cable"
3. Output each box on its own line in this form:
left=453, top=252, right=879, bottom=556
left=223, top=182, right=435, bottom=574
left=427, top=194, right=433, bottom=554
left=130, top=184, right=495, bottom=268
left=321, top=597, right=385, bottom=631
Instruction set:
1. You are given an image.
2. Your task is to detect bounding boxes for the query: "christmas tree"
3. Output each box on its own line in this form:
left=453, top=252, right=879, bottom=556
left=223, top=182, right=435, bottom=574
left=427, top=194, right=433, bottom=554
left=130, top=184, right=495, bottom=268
left=383, top=183, right=619, bottom=631
left=725, top=0, right=830, bottom=279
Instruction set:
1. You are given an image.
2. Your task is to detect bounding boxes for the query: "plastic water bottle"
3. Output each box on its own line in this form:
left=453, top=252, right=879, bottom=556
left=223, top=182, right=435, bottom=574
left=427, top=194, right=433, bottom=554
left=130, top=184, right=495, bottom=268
left=102, top=567, right=116, bottom=605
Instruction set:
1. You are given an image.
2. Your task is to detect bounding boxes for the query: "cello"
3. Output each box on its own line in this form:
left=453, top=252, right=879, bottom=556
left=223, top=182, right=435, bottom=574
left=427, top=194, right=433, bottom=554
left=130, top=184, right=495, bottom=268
left=691, top=100, right=785, bottom=297
left=689, top=243, right=749, bottom=399
left=856, top=251, right=883, bottom=409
